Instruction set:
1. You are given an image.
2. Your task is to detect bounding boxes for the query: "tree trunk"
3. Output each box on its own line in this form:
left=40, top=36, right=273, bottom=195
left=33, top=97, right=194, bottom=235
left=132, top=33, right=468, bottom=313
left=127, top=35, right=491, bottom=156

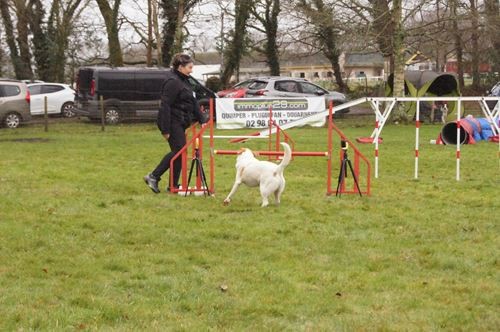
left=0, top=0, right=24, bottom=78
left=370, top=0, right=394, bottom=71
left=469, top=0, right=480, bottom=90
left=15, top=0, right=34, bottom=79
left=147, top=0, right=153, bottom=66
left=161, top=1, right=177, bottom=66
left=221, top=0, right=252, bottom=87
left=315, top=0, right=345, bottom=91
left=435, top=0, right=441, bottom=71
left=160, top=0, right=200, bottom=66
left=451, top=0, right=465, bottom=90
left=484, top=0, right=500, bottom=73
left=172, top=0, right=185, bottom=54
left=29, top=0, right=51, bottom=81
left=0, top=38, right=3, bottom=77
left=152, top=0, right=163, bottom=66
left=1, top=0, right=33, bottom=79
left=95, top=0, right=123, bottom=66
left=392, top=0, right=405, bottom=98
left=297, top=0, right=345, bottom=91
left=252, top=0, right=280, bottom=76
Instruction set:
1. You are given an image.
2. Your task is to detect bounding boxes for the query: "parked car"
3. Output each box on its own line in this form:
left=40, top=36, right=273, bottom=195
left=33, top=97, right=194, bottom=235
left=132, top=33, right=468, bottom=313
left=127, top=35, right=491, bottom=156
left=0, top=79, right=31, bottom=128
left=217, top=79, right=255, bottom=98
left=244, top=77, right=349, bottom=113
left=22, top=79, right=44, bottom=84
left=27, top=83, right=76, bottom=117
left=75, top=67, right=216, bottom=124
left=486, top=81, right=500, bottom=109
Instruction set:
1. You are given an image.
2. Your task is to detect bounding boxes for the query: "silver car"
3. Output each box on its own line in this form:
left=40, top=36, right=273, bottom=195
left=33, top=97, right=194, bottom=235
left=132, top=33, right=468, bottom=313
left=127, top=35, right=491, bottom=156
left=244, top=76, right=349, bottom=113
left=0, top=79, right=31, bottom=128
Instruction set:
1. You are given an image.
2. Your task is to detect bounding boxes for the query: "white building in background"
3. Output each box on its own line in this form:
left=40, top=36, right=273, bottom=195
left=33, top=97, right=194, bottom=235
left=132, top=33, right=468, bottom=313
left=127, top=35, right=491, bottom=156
left=191, top=65, right=220, bottom=83
left=195, top=51, right=387, bottom=84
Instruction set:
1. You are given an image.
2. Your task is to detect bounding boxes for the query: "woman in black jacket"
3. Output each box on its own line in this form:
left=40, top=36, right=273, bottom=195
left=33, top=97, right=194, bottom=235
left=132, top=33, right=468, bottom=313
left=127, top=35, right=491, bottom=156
left=144, top=53, right=207, bottom=193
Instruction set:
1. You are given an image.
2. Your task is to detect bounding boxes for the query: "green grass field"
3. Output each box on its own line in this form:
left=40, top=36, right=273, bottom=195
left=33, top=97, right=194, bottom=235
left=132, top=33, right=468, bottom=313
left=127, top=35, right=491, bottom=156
left=0, top=120, right=498, bottom=330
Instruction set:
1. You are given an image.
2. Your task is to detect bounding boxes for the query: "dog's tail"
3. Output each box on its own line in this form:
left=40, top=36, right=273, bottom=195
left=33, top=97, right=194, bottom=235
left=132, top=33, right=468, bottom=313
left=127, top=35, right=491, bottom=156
left=276, top=142, right=292, bottom=173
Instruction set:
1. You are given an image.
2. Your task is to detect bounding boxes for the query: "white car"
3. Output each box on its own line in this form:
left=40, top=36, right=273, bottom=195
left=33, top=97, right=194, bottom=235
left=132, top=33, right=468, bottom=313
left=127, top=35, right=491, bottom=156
left=27, top=83, right=76, bottom=117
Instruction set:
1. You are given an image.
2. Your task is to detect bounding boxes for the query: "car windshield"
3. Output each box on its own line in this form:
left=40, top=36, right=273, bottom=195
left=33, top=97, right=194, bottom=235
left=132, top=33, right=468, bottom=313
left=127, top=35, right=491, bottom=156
left=247, top=80, right=268, bottom=90
left=233, top=80, right=253, bottom=89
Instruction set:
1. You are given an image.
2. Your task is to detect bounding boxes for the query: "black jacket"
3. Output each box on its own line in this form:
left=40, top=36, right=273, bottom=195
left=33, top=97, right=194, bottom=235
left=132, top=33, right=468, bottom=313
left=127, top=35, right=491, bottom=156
left=157, top=69, right=206, bottom=135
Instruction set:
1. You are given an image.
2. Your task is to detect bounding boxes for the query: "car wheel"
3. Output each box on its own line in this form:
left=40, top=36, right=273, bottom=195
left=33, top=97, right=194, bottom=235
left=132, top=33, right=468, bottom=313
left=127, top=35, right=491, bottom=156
left=61, top=102, right=76, bottom=118
left=105, top=107, right=121, bottom=125
left=4, top=112, right=21, bottom=128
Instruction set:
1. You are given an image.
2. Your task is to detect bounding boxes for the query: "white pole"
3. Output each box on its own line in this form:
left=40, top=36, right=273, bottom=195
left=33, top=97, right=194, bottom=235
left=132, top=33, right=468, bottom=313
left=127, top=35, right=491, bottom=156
left=374, top=100, right=380, bottom=178
left=456, top=98, right=461, bottom=181
left=415, top=99, right=420, bottom=179
left=479, top=100, right=500, bottom=170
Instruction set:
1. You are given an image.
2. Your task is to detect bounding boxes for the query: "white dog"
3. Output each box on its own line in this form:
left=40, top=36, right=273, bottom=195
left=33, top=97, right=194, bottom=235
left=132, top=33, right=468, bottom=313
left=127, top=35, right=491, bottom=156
left=223, top=142, right=292, bottom=207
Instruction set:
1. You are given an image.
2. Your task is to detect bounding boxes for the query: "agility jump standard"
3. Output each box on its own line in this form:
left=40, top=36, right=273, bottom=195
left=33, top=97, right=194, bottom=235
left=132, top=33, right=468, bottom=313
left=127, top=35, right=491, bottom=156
left=168, top=99, right=371, bottom=196
left=247, top=96, right=500, bottom=181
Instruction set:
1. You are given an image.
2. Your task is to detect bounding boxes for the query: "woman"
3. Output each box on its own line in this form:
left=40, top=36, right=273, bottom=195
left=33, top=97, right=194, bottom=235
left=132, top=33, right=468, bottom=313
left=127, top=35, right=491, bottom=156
left=144, top=53, right=207, bottom=193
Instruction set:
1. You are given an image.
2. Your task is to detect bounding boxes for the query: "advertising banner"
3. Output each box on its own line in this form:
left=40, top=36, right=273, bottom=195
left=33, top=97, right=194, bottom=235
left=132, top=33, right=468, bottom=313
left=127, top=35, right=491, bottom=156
left=215, top=97, right=326, bottom=129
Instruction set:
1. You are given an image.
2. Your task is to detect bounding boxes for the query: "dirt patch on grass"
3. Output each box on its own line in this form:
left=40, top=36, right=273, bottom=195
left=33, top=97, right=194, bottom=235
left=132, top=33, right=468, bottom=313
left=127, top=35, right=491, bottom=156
left=0, top=137, right=52, bottom=143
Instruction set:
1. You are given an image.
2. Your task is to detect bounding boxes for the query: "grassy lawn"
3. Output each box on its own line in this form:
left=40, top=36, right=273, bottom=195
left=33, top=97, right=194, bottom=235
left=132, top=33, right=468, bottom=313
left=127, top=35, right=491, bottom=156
left=0, top=120, right=498, bottom=330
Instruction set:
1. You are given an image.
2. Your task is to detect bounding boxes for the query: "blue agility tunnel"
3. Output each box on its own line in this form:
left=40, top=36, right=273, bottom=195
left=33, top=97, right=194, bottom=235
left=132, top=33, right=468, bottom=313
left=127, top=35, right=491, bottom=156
left=440, top=116, right=497, bottom=145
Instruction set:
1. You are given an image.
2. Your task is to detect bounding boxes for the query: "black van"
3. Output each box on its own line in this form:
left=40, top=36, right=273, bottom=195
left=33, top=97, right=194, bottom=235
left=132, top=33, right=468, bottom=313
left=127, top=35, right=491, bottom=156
left=75, top=67, right=216, bottom=124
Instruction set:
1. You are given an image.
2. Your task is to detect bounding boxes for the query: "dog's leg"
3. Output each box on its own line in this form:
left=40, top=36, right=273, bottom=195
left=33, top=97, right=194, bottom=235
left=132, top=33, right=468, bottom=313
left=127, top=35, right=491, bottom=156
left=260, top=183, right=271, bottom=207
left=224, top=167, right=246, bottom=205
left=275, top=177, right=286, bottom=205
left=223, top=180, right=241, bottom=205
left=260, top=195, right=269, bottom=208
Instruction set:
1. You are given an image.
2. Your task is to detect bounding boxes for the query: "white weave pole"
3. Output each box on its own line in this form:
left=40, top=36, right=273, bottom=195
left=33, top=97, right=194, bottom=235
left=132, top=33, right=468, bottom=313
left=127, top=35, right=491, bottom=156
left=415, top=100, right=420, bottom=179
left=456, top=98, right=462, bottom=181
left=374, top=100, right=380, bottom=178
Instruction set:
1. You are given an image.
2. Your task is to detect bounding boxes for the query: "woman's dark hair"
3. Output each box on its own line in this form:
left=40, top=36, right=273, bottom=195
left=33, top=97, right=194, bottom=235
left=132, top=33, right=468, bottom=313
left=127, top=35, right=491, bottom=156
left=171, top=53, right=193, bottom=70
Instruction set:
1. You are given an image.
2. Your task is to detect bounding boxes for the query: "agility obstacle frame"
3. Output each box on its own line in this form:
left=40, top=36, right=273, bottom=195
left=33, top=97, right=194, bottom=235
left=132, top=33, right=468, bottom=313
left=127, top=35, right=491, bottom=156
left=244, top=96, right=499, bottom=181
left=168, top=99, right=371, bottom=196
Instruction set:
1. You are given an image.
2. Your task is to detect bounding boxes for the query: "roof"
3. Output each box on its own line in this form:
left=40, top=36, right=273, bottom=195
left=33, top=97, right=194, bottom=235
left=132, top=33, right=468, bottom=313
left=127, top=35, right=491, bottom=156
left=79, top=66, right=169, bottom=72
left=195, top=52, right=334, bottom=70
left=344, top=52, right=384, bottom=68
left=406, top=52, right=431, bottom=65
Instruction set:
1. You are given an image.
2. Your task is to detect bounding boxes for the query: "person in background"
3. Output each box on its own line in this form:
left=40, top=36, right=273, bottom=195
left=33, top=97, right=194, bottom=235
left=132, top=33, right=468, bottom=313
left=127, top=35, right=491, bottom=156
left=144, top=53, right=207, bottom=193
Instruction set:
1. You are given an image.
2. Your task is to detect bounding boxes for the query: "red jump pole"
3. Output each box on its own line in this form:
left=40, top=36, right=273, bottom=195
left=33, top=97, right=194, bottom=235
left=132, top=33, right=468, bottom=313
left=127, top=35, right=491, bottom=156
left=209, top=98, right=215, bottom=194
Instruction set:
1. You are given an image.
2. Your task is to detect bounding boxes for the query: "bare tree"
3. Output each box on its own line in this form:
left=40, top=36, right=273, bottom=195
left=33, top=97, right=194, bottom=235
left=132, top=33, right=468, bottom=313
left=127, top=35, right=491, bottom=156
left=152, top=0, right=163, bottom=65
left=0, top=0, right=33, bottom=79
left=297, top=0, right=346, bottom=91
left=95, top=0, right=123, bottom=66
left=249, top=0, right=281, bottom=75
left=147, top=0, right=153, bottom=66
left=221, top=0, right=253, bottom=86
left=0, top=27, right=3, bottom=77
left=450, top=0, right=465, bottom=89
left=484, top=0, right=500, bottom=73
left=391, top=0, right=405, bottom=98
left=159, top=0, right=201, bottom=66
left=468, top=0, right=480, bottom=89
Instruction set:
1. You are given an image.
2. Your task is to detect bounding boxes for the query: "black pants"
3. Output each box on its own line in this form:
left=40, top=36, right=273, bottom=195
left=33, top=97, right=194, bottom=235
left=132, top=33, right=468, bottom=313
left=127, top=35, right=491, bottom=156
left=151, top=121, right=186, bottom=187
